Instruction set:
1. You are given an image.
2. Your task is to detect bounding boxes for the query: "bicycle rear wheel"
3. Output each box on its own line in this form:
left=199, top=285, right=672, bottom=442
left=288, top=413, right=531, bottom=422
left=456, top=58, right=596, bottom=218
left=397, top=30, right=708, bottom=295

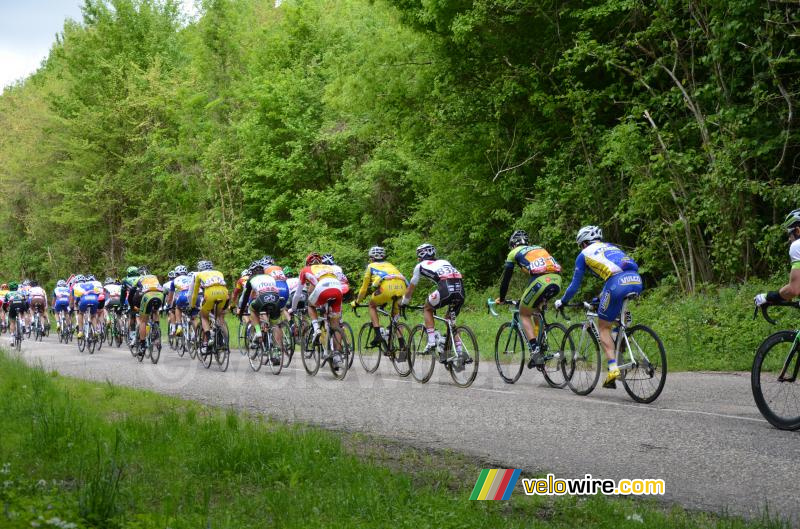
left=494, top=322, right=524, bottom=384
left=269, top=322, right=291, bottom=375
left=561, top=323, right=601, bottom=395
left=409, top=324, right=435, bottom=383
left=752, top=330, right=800, bottom=430
left=87, top=329, right=96, bottom=355
left=448, top=325, right=479, bottom=388
left=214, top=327, right=229, bottom=372
left=390, top=322, right=412, bottom=377
left=302, top=329, right=321, bottom=376
left=329, top=328, right=350, bottom=380
left=541, top=322, right=569, bottom=389
left=358, top=322, right=381, bottom=373
left=620, top=324, right=666, bottom=403
left=150, top=324, right=161, bottom=364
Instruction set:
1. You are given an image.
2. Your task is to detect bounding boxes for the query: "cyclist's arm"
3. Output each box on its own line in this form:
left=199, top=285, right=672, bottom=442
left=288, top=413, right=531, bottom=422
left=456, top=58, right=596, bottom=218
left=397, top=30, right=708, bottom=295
left=560, top=253, right=586, bottom=305
left=356, top=266, right=371, bottom=303
left=189, top=274, right=200, bottom=308
left=238, top=281, right=253, bottom=314
left=778, top=268, right=800, bottom=299
left=498, top=261, right=515, bottom=302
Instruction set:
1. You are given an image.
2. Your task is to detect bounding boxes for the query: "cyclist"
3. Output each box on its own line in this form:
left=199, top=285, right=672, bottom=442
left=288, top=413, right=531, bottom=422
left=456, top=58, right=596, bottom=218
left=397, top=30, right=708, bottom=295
left=6, top=282, right=28, bottom=345
left=401, top=243, right=466, bottom=362
left=130, top=266, right=164, bottom=355
left=321, top=253, right=352, bottom=303
left=28, top=280, right=49, bottom=333
left=262, top=256, right=290, bottom=311
left=73, top=275, right=103, bottom=339
left=496, top=230, right=562, bottom=368
left=238, top=260, right=285, bottom=362
left=351, top=246, right=407, bottom=348
left=53, top=280, right=71, bottom=331
left=290, top=253, right=345, bottom=360
left=755, top=209, right=800, bottom=309
left=103, top=277, right=121, bottom=328
left=169, top=265, right=194, bottom=337
left=0, top=283, right=9, bottom=331
left=19, top=280, right=32, bottom=333
left=554, top=225, right=643, bottom=388
left=189, top=260, right=229, bottom=352
left=231, top=268, right=251, bottom=318
left=163, top=270, right=176, bottom=337
left=120, top=266, right=140, bottom=345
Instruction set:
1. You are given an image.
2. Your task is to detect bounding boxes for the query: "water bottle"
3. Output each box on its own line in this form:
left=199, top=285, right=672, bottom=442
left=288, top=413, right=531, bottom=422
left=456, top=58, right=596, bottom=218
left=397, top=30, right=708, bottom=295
left=380, top=327, right=389, bottom=343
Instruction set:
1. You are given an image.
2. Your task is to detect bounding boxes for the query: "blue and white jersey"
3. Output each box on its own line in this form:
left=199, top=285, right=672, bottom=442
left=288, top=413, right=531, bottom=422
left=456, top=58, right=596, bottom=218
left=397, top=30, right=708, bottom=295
left=561, top=242, right=638, bottom=304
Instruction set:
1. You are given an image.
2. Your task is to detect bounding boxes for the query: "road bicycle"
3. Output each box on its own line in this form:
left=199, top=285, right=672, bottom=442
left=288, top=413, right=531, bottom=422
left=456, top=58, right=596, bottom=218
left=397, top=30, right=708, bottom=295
left=77, top=311, right=99, bottom=355
left=406, top=304, right=479, bottom=388
left=560, top=294, right=667, bottom=403
left=196, top=305, right=230, bottom=371
left=244, top=313, right=290, bottom=375
left=301, top=299, right=351, bottom=380
left=11, top=314, right=23, bottom=352
left=131, top=318, right=162, bottom=364
left=284, top=306, right=310, bottom=367
left=105, top=309, right=124, bottom=348
left=752, top=301, right=800, bottom=430
left=32, top=310, right=45, bottom=342
left=353, top=298, right=411, bottom=377
left=488, top=299, right=570, bottom=387
left=57, top=310, right=72, bottom=344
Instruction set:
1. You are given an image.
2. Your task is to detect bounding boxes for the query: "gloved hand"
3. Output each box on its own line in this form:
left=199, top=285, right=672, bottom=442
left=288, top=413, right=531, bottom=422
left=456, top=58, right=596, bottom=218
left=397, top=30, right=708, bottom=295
left=400, top=297, right=409, bottom=306
left=494, top=298, right=504, bottom=305
left=350, top=300, right=357, bottom=309
left=754, top=293, right=768, bottom=307
left=554, top=299, right=563, bottom=311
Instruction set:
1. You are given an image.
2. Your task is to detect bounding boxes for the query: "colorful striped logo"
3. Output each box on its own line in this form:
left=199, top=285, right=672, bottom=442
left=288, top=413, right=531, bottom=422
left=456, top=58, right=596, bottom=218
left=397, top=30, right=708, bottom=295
left=469, top=469, right=521, bottom=500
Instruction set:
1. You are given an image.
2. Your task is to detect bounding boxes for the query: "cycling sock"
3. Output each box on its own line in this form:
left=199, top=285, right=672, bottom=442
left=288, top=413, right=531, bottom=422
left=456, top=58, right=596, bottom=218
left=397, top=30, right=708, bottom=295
left=312, top=319, right=321, bottom=333
left=608, top=359, right=617, bottom=371
left=528, top=338, right=538, bottom=351
left=426, top=327, right=436, bottom=345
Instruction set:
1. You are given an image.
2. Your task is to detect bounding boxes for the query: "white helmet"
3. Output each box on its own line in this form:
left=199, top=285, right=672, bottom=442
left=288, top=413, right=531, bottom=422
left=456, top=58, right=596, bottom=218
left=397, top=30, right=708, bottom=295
left=416, top=243, right=436, bottom=260
left=368, top=246, right=386, bottom=260
left=576, top=225, right=603, bottom=246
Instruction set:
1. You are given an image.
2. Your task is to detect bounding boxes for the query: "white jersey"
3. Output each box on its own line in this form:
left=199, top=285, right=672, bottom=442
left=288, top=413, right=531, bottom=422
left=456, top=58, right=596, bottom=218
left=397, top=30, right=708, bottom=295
left=287, top=277, right=300, bottom=294
left=409, top=259, right=462, bottom=286
left=790, top=240, right=800, bottom=269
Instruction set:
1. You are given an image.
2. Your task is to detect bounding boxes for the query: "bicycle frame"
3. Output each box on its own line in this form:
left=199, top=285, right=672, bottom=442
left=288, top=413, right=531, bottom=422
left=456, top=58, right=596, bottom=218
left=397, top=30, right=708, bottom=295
left=571, top=298, right=650, bottom=372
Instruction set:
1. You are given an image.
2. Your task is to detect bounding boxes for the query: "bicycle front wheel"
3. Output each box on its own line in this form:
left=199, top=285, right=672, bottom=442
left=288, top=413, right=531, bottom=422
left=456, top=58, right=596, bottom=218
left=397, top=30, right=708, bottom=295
left=542, top=322, right=569, bottom=389
left=621, top=324, right=666, bottom=403
left=247, top=325, right=262, bottom=372
left=561, top=323, right=601, bottom=395
left=752, top=330, right=800, bottom=430
left=448, top=325, right=479, bottom=388
left=494, top=322, right=524, bottom=384
left=215, top=328, right=229, bottom=372
left=329, top=328, right=351, bottom=380
left=409, top=324, right=435, bottom=383
left=342, top=321, right=355, bottom=370
left=302, top=329, right=321, bottom=376
left=390, top=322, right=412, bottom=377
left=358, top=322, right=381, bottom=373
left=269, top=323, right=290, bottom=375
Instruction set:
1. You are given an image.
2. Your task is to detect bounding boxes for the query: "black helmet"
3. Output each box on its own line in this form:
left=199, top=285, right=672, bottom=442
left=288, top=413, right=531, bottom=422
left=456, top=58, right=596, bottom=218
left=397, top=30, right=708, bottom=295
left=508, top=230, right=529, bottom=249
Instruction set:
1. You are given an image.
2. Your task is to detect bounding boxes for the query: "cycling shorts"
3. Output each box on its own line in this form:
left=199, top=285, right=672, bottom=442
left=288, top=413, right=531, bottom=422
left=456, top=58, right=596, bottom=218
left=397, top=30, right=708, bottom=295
left=598, top=272, right=643, bottom=322
left=521, top=273, right=562, bottom=311
left=249, top=293, right=282, bottom=322
left=427, top=279, right=464, bottom=317
left=308, top=278, right=342, bottom=314
left=30, top=297, right=47, bottom=313
left=140, top=291, right=164, bottom=315
left=200, top=285, right=228, bottom=315
left=54, top=299, right=70, bottom=312
left=8, top=301, right=28, bottom=319
left=79, top=295, right=99, bottom=314
left=174, top=291, right=191, bottom=310
left=105, top=297, right=120, bottom=309
left=370, top=278, right=407, bottom=308
left=287, top=290, right=306, bottom=310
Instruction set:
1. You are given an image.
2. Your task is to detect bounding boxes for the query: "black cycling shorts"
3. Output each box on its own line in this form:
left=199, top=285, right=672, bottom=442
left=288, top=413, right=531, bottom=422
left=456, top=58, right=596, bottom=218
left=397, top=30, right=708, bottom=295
left=428, top=279, right=464, bottom=317
left=249, top=293, right=282, bottom=322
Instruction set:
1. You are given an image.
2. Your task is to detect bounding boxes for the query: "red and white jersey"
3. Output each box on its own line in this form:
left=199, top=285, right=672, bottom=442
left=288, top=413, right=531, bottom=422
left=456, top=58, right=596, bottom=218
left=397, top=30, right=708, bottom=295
left=298, top=264, right=339, bottom=289
left=409, top=259, right=462, bottom=286
left=264, top=265, right=287, bottom=282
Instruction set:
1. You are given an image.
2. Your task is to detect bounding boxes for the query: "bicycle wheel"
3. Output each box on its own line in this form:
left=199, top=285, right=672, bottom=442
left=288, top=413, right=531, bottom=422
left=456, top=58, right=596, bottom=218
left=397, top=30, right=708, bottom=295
left=302, top=328, right=321, bottom=376
left=409, top=324, right=436, bottom=383
left=150, top=324, right=161, bottom=364
left=87, top=329, right=97, bottom=355
left=448, top=325, right=479, bottom=388
left=494, top=322, right=525, bottom=384
left=752, top=330, right=800, bottom=430
left=269, top=322, right=290, bottom=375
left=248, top=326, right=263, bottom=372
left=619, top=324, right=667, bottom=403
left=390, top=322, right=412, bottom=377
left=237, top=319, right=248, bottom=357
left=77, top=329, right=86, bottom=353
left=358, top=322, right=381, bottom=373
left=541, top=322, right=570, bottom=389
left=561, top=323, right=601, bottom=395
left=341, top=321, right=355, bottom=369
left=215, top=327, right=230, bottom=372
left=329, top=327, right=350, bottom=380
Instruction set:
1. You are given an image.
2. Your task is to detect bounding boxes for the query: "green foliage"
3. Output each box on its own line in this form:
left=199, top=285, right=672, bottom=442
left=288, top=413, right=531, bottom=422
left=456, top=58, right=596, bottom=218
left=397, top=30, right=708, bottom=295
left=0, top=0, right=798, bottom=297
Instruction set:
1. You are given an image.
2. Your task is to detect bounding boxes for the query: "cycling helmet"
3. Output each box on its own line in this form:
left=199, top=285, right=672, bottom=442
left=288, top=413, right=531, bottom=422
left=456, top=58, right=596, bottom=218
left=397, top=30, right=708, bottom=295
left=321, top=253, right=335, bottom=265
left=576, top=225, right=603, bottom=246
left=56, top=280, right=66, bottom=288
left=249, top=261, right=265, bottom=274
left=75, top=275, right=86, bottom=282
left=9, top=281, right=18, bottom=291
left=306, top=253, right=322, bottom=266
left=126, top=266, right=138, bottom=277
left=174, top=265, right=188, bottom=276
left=87, top=275, right=96, bottom=281
left=138, top=266, right=149, bottom=276
left=22, top=279, right=30, bottom=286
left=104, top=277, right=114, bottom=285
left=241, top=269, right=250, bottom=278
left=30, top=280, right=39, bottom=287
left=261, top=255, right=275, bottom=266
left=782, top=209, right=800, bottom=231
left=368, top=246, right=386, bottom=260
left=168, top=270, right=176, bottom=279
left=416, top=243, right=436, bottom=260
left=0, top=283, right=7, bottom=289
left=508, top=230, right=529, bottom=249
left=283, top=266, right=295, bottom=278
left=197, top=260, right=212, bottom=271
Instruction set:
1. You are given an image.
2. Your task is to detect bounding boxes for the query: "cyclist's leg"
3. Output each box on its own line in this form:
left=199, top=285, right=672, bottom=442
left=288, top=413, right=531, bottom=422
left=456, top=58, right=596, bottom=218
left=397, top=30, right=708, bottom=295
left=520, top=273, right=562, bottom=348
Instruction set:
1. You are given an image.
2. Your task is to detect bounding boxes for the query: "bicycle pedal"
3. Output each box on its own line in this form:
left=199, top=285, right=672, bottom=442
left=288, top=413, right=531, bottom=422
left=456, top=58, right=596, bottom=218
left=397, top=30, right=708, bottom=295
left=602, top=380, right=617, bottom=389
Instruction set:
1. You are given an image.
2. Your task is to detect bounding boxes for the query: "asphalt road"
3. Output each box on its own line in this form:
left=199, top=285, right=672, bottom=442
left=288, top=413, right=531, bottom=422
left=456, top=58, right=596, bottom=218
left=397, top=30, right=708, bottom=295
left=14, top=334, right=800, bottom=522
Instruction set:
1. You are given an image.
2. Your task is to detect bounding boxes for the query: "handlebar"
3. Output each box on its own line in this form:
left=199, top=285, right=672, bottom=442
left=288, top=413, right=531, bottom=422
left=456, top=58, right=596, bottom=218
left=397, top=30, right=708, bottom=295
left=487, top=298, right=519, bottom=317
left=754, top=300, right=800, bottom=325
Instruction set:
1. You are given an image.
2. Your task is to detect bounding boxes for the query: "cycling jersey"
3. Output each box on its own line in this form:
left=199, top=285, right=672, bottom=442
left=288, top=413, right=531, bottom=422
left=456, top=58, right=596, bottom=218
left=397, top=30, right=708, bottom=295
left=231, top=275, right=250, bottom=310
left=264, top=265, right=289, bottom=302
left=499, top=245, right=562, bottom=302
left=790, top=240, right=800, bottom=270
left=29, top=286, right=47, bottom=301
left=294, top=265, right=342, bottom=313
left=104, top=284, right=122, bottom=299
left=18, top=285, right=31, bottom=301
left=409, top=259, right=462, bottom=285
left=356, top=261, right=407, bottom=307
left=120, top=276, right=140, bottom=307
left=190, top=270, right=228, bottom=314
left=239, top=274, right=284, bottom=321
left=286, top=277, right=300, bottom=294
left=5, top=290, right=28, bottom=318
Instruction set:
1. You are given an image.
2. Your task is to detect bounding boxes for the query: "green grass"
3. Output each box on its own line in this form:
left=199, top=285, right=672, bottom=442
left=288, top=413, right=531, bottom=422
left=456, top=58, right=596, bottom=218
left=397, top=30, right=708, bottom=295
left=0, top=351, right=791, bottom=528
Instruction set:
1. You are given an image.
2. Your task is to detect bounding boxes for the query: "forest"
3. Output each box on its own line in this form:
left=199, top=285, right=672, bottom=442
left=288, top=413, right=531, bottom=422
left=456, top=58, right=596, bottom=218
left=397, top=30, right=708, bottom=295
left=0, top=0, right=798, bottom=293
